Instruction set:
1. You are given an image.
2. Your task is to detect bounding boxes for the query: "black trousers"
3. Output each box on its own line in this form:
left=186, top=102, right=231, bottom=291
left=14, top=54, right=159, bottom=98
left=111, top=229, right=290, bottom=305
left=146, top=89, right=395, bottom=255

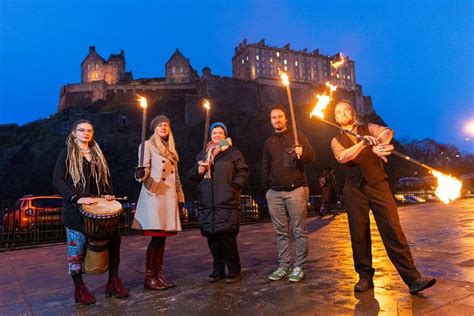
left=344, top=181, right=421, bottom=285
left=206, top=232, right=241, bottom=274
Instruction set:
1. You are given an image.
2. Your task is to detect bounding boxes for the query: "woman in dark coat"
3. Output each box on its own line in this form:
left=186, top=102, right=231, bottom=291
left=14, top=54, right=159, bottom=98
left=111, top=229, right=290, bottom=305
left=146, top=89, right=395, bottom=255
left=189, top=122, right=249, bottom=284
left=53, top=119, right=129, bottom=305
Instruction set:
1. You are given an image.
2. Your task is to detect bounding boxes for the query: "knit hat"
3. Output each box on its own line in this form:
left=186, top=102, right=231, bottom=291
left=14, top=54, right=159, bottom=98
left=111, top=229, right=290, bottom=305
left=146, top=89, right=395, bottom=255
left=150, top=115, right=171, bottom=132
left=209, top=121, right=228, bottom=136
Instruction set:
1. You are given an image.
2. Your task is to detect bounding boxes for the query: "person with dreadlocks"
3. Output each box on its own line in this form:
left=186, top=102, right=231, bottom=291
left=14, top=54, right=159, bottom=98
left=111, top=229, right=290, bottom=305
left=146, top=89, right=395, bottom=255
left=133, top=115, right=185, bottom=291
left=53, top=119, right=129, bottom=305
left=189, top=122, right=249, bottom=284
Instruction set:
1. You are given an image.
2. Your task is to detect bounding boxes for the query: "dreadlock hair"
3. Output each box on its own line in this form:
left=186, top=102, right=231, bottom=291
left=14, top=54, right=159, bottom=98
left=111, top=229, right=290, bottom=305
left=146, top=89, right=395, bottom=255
left=65, top=119, right=110, bottom=194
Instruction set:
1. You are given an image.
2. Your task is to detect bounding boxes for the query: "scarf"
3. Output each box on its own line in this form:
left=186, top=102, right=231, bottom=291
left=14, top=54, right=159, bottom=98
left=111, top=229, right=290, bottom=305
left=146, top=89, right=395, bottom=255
left=203, top=137, right=232, bottom=179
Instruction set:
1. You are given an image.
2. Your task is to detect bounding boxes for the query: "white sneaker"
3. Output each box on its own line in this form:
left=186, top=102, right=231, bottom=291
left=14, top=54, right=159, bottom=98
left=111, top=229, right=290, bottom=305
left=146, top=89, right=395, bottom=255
left=288, top=267, right=305, bottom=282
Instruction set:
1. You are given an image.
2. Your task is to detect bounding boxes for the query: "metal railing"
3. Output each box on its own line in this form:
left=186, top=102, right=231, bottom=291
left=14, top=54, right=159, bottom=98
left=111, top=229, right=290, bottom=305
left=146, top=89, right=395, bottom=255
left=0, top=195, right=323, bottom=251
left=2, top=191, right=440, bottom=251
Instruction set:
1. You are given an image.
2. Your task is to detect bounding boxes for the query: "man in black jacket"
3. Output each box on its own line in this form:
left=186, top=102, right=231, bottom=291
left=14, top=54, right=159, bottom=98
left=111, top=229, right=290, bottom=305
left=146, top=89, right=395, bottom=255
left=262, top=105, right=315, bottom=282
left=331, top=100, right=436, bottom=294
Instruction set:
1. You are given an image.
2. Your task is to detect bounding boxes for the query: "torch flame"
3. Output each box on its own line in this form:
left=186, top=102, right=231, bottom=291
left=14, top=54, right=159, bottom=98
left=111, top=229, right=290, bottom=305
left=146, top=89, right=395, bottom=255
left=137, top=96, right=148, bottom=109
left=330, top=53, right=346, bottom=69
left=309, top=82, right=338, bottom=119
left=280, top=72, right=290, bottom=86
left=432, top=170, right=462, bottom=204
left=203, top=99, right=210, bottom=110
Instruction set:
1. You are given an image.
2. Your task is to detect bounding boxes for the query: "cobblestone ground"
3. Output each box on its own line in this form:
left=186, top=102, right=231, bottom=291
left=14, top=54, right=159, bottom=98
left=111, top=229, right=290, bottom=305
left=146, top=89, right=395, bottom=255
left=0, top=199, right=473, bottom=315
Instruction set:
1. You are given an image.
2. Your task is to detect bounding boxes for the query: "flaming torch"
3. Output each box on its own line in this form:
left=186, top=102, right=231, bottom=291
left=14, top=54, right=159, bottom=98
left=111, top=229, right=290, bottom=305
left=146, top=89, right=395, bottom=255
left=202, top=99, right=211, bottom=155
left=280, top=72, right=300, bottom=157
left=137, top=95, right=148, bottom=167
left=330, top=52, right=346, bottom=69
left=308, top=83, right=462, bottom=204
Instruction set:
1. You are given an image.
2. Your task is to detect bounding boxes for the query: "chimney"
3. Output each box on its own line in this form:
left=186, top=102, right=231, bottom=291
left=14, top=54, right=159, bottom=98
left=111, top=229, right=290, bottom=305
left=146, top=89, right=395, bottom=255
left=89, top=46, right=96, bottom=53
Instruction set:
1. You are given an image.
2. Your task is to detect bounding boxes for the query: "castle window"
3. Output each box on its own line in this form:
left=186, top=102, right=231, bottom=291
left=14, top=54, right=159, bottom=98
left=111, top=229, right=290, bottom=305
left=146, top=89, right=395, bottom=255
left=180, top=65, right=183, bottom=73
left=246, top=56, right=249, bottom=60
left=337, top=73, right=340, bottom=78
left=87, top=64, right=90, bottom=70
left=276, top=52, right=280, bottom=57
left=284, top=66, right=287, bottom=71
left=284, top=59, right=287, bottom=65
left=242, top=59, right=244, bottom=64
left=348, top=75, right=351, bottom=80
left=172, top=66, right=176, bottom=74
left=295, top=61, right=298, bottom=66
left=256, top=55, right=259, bottom=61
left=270, top=58, right=273, bottom=63
left=95, top=64, right=99, bottom=70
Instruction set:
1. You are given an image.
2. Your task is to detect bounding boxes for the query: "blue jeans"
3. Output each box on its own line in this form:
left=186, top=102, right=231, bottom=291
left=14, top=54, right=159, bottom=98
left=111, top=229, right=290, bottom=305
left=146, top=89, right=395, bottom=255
left=266, top=186, right=309, bottom=269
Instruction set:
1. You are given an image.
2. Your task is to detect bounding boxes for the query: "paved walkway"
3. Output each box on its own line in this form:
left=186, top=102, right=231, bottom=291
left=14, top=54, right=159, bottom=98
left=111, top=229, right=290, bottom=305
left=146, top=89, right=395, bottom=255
left=1, top=199, right=473, bottom=315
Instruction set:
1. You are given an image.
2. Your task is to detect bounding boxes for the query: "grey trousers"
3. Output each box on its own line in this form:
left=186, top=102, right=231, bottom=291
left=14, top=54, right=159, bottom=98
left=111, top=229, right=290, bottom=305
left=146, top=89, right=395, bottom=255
left=266, top=186, right=309, bottom=269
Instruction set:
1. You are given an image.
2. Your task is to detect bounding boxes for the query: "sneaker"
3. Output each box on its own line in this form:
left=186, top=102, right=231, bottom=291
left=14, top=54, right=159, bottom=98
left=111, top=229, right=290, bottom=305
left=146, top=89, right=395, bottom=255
left=269, top=267, right=292, bottom=281
left=288, top=267, right=305, bottom=282
left=225, top=272, right=242, bottom=284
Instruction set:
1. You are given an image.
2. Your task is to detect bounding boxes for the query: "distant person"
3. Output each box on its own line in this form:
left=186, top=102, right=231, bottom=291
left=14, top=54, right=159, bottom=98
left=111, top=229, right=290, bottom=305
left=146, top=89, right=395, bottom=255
left=53, top=119, right=129, bottom=305
left=189, top=122, right=249, bottom=284
left=133, top=115, right=185, bottom=291
left=318, top=167, right=340, bottom=215
left=331, top=100, right=436, bottom=294
left=262, top=105, right=315, bottom=282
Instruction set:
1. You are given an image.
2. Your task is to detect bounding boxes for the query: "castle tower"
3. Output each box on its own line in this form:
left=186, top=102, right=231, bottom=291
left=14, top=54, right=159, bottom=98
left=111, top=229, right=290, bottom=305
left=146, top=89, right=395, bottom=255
left=165, top=49, right=198, bottom=84
left=81, top=46, right=131, bottom=84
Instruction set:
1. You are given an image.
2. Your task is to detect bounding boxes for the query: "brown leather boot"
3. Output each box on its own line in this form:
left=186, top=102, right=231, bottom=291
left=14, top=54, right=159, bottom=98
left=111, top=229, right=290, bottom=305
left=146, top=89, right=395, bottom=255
left=105, top=277, right=129, bottom=298
left=144, top=246, right=168, bottom=290
left=156, top=243, right=175, bottom=289
left=74, top=283, right=96, bottom=305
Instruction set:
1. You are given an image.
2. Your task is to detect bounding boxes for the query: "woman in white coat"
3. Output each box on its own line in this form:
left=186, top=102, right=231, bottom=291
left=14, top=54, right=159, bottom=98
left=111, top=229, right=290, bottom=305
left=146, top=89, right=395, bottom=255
left=133, top=115, right=185, bottom=291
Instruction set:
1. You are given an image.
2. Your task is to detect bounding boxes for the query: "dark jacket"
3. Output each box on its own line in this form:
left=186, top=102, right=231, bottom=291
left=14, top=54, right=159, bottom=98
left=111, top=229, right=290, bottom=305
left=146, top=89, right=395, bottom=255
left=53, top=148, right=112, bottom=232
left=189, top=146, right=249, bottom=236
left=262, top=128, right=315, bottom=191
left=334, top=125, right=388, bottom=186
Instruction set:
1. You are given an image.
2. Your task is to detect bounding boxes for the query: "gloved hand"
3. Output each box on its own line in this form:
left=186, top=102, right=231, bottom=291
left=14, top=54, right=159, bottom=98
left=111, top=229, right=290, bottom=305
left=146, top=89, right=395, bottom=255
left=135, top=166, right=146, bottom=179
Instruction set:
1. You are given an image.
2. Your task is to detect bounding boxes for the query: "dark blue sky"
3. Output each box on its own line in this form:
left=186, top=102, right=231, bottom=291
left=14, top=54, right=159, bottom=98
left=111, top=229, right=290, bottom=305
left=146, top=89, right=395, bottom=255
left=1, top=0, right=472, bottom=153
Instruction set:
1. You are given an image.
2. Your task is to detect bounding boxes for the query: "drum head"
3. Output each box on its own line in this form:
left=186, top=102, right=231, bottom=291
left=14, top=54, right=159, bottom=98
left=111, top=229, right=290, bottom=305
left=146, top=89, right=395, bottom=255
left=82, top=198, right=123, bottom=216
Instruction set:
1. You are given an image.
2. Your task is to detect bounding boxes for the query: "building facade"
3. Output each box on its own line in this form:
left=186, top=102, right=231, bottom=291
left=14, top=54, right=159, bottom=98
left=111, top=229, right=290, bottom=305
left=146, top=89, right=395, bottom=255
left=232, top=39, right=356, bottom=91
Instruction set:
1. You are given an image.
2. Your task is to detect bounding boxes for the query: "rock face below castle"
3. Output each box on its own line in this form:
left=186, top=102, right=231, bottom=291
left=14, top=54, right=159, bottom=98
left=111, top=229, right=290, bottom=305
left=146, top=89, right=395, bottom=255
left=58, top=44, right=374, bottom=118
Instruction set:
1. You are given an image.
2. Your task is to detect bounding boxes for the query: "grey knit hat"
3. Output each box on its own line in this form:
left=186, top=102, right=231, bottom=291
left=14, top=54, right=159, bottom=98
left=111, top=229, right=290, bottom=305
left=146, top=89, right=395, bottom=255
left=150, top=115, right=171, bottom=132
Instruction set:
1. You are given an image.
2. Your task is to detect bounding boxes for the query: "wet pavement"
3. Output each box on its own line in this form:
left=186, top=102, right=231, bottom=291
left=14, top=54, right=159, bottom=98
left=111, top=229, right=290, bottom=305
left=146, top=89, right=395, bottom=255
left=0, top=198, right=473, bottom=315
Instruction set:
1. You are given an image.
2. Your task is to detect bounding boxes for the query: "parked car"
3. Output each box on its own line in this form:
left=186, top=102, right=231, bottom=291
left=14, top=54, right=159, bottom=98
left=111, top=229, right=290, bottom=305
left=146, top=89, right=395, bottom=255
left=2, top=195, right=63, bottom=232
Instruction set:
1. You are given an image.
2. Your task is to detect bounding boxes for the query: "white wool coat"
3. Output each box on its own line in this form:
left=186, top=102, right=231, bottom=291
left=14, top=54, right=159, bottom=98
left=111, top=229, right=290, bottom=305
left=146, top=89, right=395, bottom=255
left=132, top=140, right=185, bottom=231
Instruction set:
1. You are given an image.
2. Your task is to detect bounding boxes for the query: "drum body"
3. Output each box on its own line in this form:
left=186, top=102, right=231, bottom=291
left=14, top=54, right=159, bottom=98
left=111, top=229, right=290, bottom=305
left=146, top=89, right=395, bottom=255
left=80, top=198, right=123, bottom=274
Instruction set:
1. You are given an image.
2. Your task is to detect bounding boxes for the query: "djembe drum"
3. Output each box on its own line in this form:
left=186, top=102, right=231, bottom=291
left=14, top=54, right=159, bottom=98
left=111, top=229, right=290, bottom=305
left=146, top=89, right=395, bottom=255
left=80, top=198, right=123, bottom=274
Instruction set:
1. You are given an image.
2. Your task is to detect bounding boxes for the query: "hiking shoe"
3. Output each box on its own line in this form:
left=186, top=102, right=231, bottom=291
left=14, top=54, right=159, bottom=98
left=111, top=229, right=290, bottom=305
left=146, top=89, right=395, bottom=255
left=269, top=267, right=292, bottom=281
left=288, top=267, right=305, bottom=282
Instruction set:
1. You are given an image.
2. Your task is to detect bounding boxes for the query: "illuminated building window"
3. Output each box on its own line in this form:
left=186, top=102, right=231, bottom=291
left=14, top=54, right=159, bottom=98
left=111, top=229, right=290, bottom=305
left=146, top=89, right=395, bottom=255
left=276, top=52, right=280, bottom=57
left=270, top=58, right=273, bottom=63
left=295, top=61, right=298, bottom=66
left=284, top=66, right=287, bottom=71
left=87, top=64, right=90, bottom=70
left=246, top=56, right=249, bottom=60
left=95, top=64, right=99, bottom=70
left=256, top=55, right=259, bottom=60
left=242, top=59, right=244, bottom=64
left=180, top=65, right=183, bottom=73
left=337, top=73, right=340, bottom=78
left=348, top=75, right=351, bottom=80
left=284, top=59, right=287, bottom=65
left=257, top=62, right=260, bottom=67
left=172, top=66, right=176, bottom=74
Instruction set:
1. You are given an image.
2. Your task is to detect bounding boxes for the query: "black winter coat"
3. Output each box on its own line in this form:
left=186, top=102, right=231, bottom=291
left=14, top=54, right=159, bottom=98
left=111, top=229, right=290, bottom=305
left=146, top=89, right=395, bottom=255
left=189, top=147, right=249, bottom=236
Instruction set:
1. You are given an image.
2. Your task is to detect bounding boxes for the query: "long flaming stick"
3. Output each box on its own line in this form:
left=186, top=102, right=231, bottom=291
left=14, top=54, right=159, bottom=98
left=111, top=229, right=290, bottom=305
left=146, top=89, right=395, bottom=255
left=202, top=99, right=211, bottom=158
left=280, top=73, right=300, bottom=157
left=309, top=74, right=462, bottom=203
left=137, top=96, right=148, bottom=167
